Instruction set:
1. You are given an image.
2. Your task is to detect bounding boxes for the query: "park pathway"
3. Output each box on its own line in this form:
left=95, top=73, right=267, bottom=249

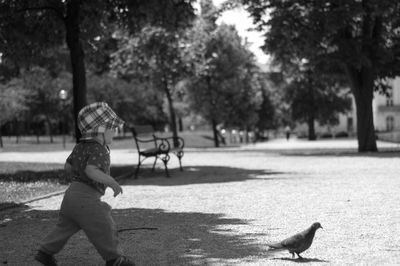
left=1, top=138, right=400, bottom=265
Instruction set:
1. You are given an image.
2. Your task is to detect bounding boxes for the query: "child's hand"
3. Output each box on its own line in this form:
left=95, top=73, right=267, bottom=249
left=85, top=165, right=123, bottom=197
left=110, top=182, right=123, bottom=197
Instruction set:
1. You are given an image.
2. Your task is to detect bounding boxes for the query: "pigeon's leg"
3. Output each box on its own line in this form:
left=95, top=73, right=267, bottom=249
left=296, top=253, right=303, bottom=260
left=291, top=252, right=295, bottom=259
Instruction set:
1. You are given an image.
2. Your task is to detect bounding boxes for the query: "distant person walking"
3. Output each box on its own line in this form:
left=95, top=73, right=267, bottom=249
left=35, top=102, right=135, bottom=266
left=285, top=125, right=291, bottom=141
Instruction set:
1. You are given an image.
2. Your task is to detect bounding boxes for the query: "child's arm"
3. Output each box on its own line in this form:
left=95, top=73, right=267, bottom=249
left=64, top=162, right=73, bottom=174
left=85, top=165, right=123, bottom=197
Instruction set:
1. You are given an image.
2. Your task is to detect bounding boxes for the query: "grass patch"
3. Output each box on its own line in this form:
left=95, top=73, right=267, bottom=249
left=0, top=161, right=135, bottom=205
left=0, top=162, right=70, bottom=204
left=0, top=180, right=67, bottom=204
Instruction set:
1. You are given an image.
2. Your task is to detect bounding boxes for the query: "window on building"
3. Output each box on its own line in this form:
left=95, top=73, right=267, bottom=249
left=386, top=90, right=394, bottom=106
left=386, top=116, right=394, bottom=131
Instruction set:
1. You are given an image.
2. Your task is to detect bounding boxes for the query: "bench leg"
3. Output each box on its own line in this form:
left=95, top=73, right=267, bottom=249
left=152, top=157, right=158, bottom=172
left=178, top=159, right=183, bottom=171
left=134, top=161, right=141, bottom=179
left=176, top=151, right=184, bottom=171
left=161, top=154, right=170, bottom=177
left=135, top=155, right=143, bottom=179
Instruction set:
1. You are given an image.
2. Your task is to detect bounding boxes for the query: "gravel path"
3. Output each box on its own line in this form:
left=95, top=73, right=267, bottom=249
left=1, top=139, right=400, bottom=265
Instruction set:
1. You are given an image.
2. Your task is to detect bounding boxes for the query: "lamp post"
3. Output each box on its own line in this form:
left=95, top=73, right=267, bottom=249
left=59, top=89, right=68, bottom=148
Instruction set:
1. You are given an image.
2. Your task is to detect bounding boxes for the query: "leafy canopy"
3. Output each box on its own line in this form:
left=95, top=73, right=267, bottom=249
left=242, top=0, right=400, bottom=80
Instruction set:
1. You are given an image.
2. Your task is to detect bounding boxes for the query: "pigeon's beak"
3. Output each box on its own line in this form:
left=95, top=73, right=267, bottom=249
left=320, top=225, right=323, bottom=229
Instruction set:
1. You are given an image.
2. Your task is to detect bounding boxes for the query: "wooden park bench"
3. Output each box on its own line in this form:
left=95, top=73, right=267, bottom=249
left=130, top=125, right=184, bottom=178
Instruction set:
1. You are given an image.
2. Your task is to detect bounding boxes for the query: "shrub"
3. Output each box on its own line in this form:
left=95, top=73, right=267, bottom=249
left=320, top=132, right=333, bottom=139
left=335, top=131, right=349, bottom=138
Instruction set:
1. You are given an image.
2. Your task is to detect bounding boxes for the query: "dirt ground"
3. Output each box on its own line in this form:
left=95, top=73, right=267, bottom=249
left=1, top=139, right=400, bottom=265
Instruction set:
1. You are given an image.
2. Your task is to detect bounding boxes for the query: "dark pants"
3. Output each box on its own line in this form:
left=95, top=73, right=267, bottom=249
left=39, top=182, right=122, bottom=261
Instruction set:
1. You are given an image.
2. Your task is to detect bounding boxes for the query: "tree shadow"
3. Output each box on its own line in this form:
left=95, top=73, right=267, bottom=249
left=0, top=161, right=68, bottom=183
left=118, top=165, right=289, bottom=186
left=0, top=161, right=295, bottom=188
left=0, top=162, right=133, bottom=183
left=248, top=143, right=397, bottom=158
left=0, top=207, right=269, bottom=265
left=0, top=202, right=29, bottom=212
left=280, top=149, right=400, bottom=158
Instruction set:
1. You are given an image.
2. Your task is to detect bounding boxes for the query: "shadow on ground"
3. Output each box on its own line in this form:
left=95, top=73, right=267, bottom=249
left=275, top=149, right=400, bottom=158
left=273, top=257, right=330, bottom=263
left=0, top=206, right=269, bottom=265
left=0, top=162, right=68, bottom=183
left=0, top=162, right=133, bottom=183
left=120, top=165, right=289, bottom=186
left=0, top=162, right=292, bottom=186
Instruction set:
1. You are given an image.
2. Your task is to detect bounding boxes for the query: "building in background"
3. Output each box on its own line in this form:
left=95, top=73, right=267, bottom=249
left=373, top=77, right=400, bottom=142
left=295, top=77, right=400, bottom=141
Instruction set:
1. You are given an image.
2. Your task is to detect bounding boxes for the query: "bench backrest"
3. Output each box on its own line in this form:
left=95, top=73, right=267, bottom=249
left=130, top=125, right=157, bottom=151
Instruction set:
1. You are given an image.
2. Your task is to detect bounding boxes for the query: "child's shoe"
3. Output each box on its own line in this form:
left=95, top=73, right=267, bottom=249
left=34, top=250, right=58, bottom=266
left=106, top=256, right=136, bottom=266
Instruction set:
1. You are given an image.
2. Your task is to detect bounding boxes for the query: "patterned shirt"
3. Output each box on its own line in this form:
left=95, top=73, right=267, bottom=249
left=66, top=140, right=111, bottom=195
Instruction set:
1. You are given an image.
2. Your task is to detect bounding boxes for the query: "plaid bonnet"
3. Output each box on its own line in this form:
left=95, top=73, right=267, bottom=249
left=78, top=102, right=125, bottom=140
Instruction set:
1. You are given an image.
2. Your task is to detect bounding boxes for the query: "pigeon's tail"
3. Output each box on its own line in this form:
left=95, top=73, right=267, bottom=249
left=266, top=242, right=286, bottom=250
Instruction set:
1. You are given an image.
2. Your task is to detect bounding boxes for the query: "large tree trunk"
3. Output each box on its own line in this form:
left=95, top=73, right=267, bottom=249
left=0, top=126, right=3, bottom=148
left=345, top=65, right=377, bottom=152
left=205, top=75, right=220, bottom=148
left=354, top=93, right=377, bottom=152
left=178, top=117, right=183, bottom=132
left=307, top=77, right=316, bottom=141
left=307, top=115, right=316, bottom=140
left=164, top=81, right=179, bottom=148
left=211, top=118, right=220, bottom=148
left=45, top=115, right=53, bottom=143
left=65, top=0, right=87, bottom=143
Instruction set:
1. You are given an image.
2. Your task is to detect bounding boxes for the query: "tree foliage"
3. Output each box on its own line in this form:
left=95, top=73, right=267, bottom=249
left=241, top=0, right=400, bottom=151
left=111, top=25, right=189, bottom=142
left=87, top=72, right=167, bottom=128
left=285, top=72, right=352, bottom=140
left=0, top=79, right=27, bottom=124
left=256, top=72, right=285, bottom=131
left=0, top=67, right=72, bottom=145
left=22, top=67, right=73, bottom=141
left=0, top=0, right=196, bottom=141
left=184, top=1, right=262, bottom=146
left=0, top=78, right=28, bottom=147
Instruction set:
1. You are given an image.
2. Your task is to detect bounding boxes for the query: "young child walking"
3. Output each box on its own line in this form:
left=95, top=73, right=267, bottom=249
left=35, top=102, right=135, bottom=266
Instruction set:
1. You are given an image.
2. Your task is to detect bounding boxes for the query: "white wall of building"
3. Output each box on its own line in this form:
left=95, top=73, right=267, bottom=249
left=294, top=77, right=400, bottom=139
left=373, top=77, right=400, bottom=132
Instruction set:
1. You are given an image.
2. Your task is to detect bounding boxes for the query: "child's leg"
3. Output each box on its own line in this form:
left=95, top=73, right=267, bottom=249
left=77, top=200, right=123, bottom=261
left=39, top=214, right=80, bottom=255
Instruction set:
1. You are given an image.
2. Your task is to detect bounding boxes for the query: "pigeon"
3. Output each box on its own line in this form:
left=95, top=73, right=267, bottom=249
left=266, top=222, right=323, bottom=259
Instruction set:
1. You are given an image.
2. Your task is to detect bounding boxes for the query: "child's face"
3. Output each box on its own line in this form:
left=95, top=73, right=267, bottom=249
left=103, top=128, right=116, bottom=145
